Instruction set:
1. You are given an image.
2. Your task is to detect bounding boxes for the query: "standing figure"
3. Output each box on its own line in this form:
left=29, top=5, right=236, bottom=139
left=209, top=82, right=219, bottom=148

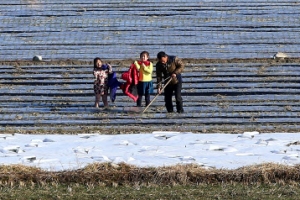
left=134, top=51, right=154, bottom=107
left=93, top=57, right=112, bottom=108
left=156, top=51, right=184, bottom=113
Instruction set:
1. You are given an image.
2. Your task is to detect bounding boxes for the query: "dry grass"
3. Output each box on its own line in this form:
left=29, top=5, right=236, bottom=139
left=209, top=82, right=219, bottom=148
left=0, top=163, right=299, bottom=187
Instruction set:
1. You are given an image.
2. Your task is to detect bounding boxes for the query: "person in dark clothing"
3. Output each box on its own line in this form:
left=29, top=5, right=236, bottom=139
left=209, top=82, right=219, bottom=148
left=156, top=51, right=184, bottom=113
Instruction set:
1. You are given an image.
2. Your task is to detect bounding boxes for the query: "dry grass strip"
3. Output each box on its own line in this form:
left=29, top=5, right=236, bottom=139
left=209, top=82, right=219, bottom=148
left=0, top=163, right=299, bottom=187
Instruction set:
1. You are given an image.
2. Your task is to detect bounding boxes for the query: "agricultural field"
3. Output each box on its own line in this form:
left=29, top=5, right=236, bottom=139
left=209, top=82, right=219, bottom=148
left=0, top=57, right=300, bottom=134
left=1, top=0, right=300, bottom=133
left=1, top=0, right=300, bottom=199
left=0, top=1, right=299, bottom=60
left=3, top=58, right=300, bottom=198
left=1, top=58, right=300, bottom=134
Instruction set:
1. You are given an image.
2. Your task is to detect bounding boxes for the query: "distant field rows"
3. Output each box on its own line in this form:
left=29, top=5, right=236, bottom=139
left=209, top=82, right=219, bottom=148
left=0, top=0, right=300, bottom=60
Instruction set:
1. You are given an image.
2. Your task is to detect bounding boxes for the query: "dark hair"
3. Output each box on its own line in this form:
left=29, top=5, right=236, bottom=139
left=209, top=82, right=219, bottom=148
left=140, top=51, right=149, bottom=59
left=157, top=51, right=167, bottom=60
left=94, top=57, right=102, bottom=70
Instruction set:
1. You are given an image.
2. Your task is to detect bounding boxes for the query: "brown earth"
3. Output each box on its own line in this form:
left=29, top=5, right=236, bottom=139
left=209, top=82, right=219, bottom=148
left=2, top=57, right=300, bottom=67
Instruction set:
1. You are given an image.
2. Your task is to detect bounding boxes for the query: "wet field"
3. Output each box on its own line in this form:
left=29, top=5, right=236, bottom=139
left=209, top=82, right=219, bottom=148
left=1, top=1, right=300, bottom=134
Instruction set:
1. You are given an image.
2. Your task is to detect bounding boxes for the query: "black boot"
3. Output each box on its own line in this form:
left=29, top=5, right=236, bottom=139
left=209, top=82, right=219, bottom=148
left=176, top=101, right=184, bottom=113
left=177, top=109, right=184, bottom=113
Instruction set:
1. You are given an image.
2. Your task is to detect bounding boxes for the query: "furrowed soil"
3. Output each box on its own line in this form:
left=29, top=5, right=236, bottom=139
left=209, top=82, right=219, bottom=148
left=1, top=1, right=300, bottom=198
left=2, top=1, right=300, bottom=134
left=1, top=58, right=300, bottom=134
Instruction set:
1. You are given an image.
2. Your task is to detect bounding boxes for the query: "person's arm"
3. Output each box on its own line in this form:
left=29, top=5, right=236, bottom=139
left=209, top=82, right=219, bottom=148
left=156, top=63, right=163, bottom=94
left=173, top=57, right=184, bottom=75
left=134, top=61, right=141, bottom=70
left=93, top=69, right=98, bottom=79
left=142, top=62, right=153, bottom=74
left=107, top=64, right=113, bottom=74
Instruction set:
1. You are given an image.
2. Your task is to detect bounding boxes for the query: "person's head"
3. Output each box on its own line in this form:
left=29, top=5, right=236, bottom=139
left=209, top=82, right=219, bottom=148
left=140, top=51, right=149, bottom=62
left=157, top=51, right=168, bottom=64
left=94, top=57, right=102, bottom=68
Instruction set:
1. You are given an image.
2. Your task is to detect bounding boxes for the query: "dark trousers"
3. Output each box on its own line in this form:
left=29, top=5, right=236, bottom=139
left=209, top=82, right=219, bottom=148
left=137, top=94, right=150, bottom=107
left=136, top=81, right=152, bottom=107
left=164, top=81, right=184, bottom=113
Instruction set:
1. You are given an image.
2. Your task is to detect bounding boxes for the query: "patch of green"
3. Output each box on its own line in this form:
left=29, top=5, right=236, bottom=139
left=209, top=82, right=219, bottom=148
left=0, top=183, right=299, bottom=200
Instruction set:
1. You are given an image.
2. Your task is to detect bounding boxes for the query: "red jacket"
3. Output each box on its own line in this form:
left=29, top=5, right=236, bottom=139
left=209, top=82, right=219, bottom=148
left=120, top=63, right=139, bottom=102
